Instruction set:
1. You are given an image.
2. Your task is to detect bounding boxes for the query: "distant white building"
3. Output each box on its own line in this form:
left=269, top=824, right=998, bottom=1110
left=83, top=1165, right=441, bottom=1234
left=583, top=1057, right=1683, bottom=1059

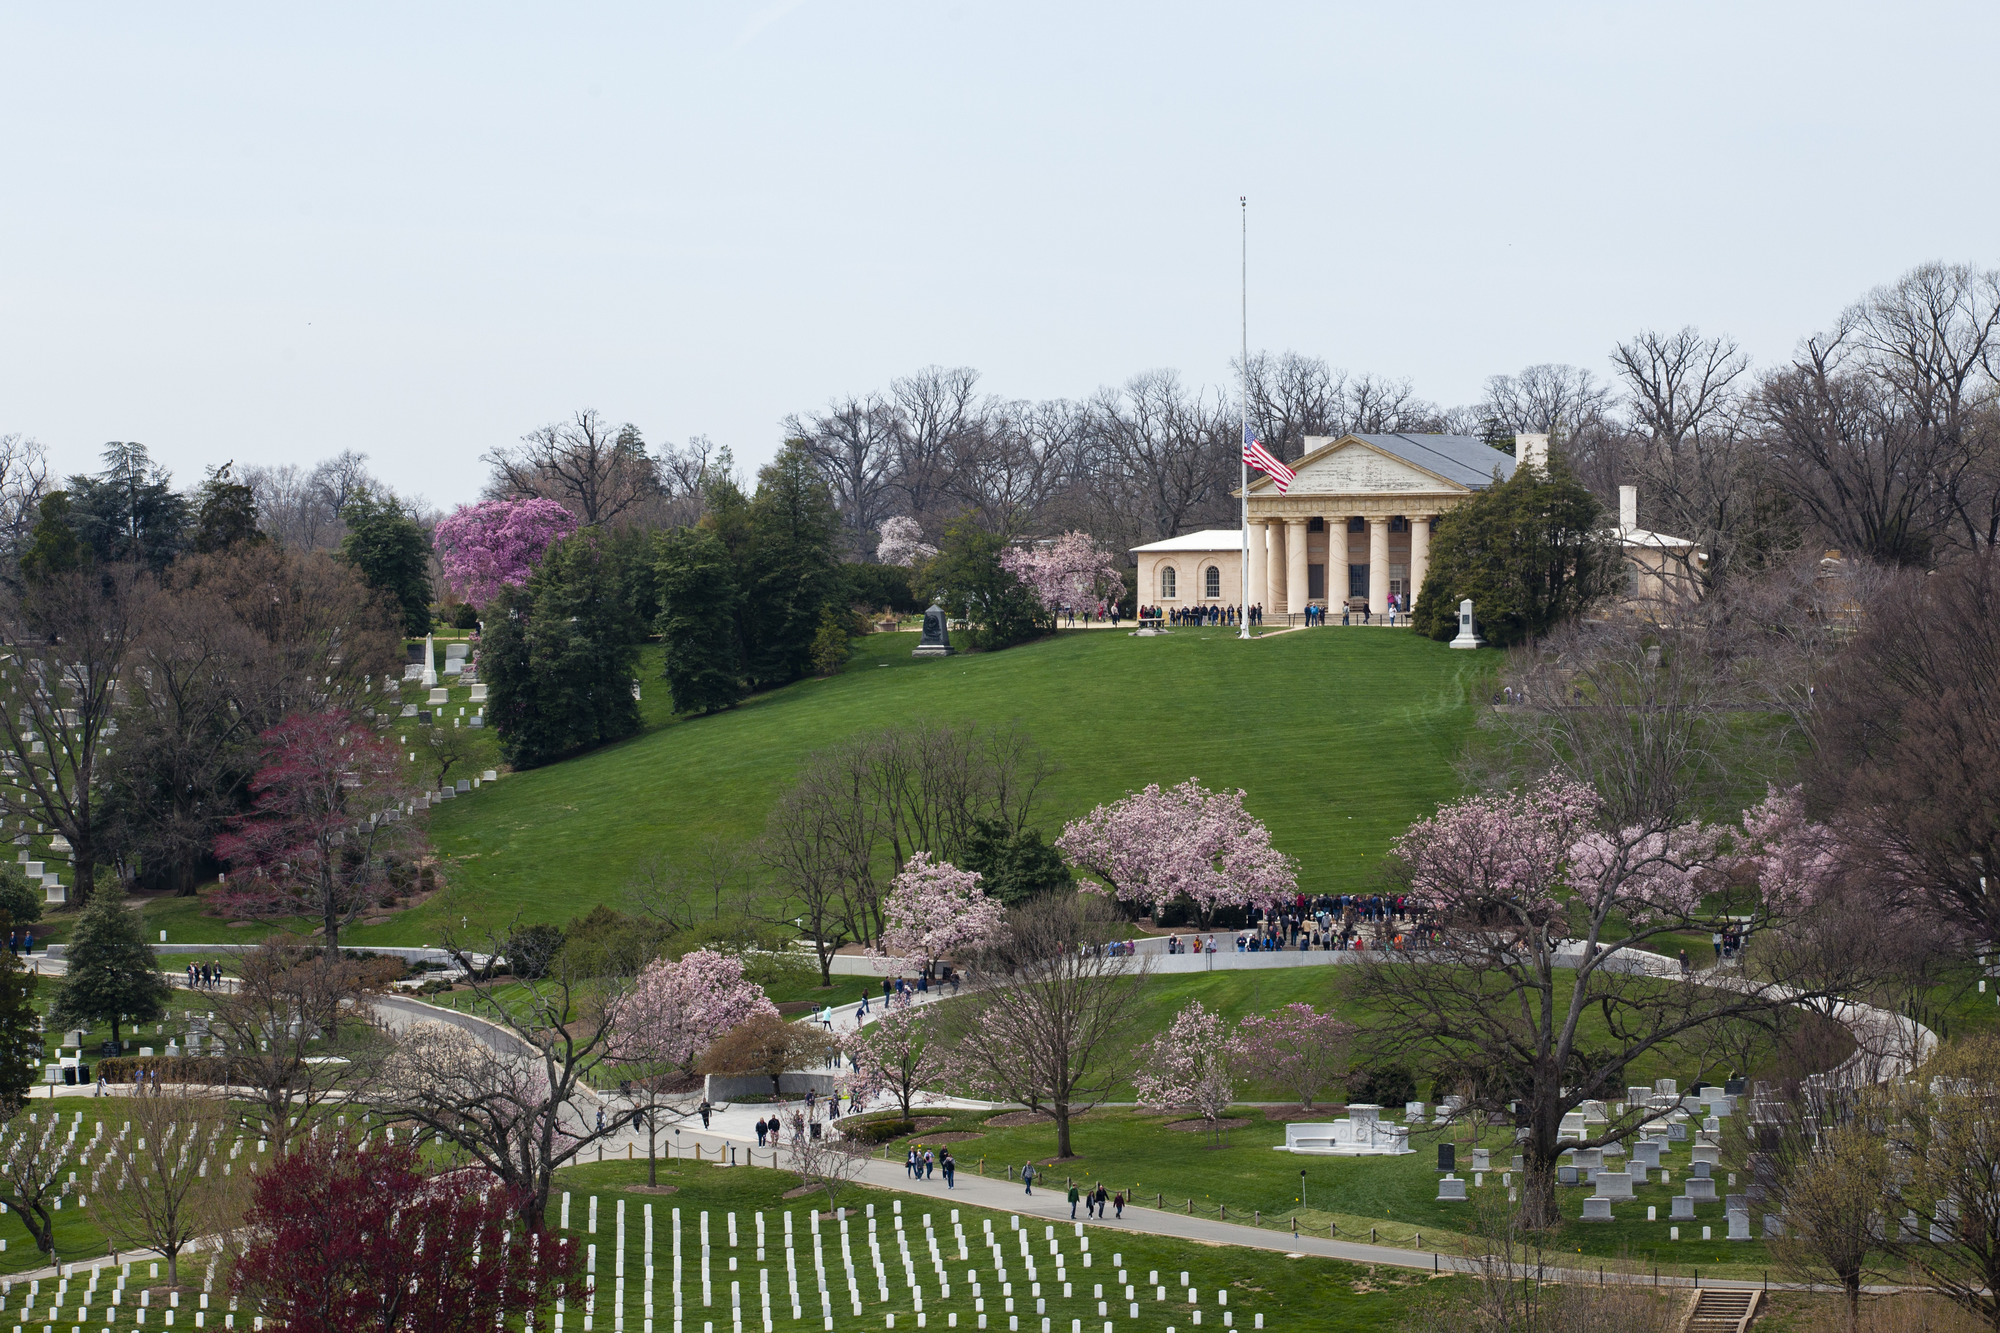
left=1129, top=433, right=1702, bottom=620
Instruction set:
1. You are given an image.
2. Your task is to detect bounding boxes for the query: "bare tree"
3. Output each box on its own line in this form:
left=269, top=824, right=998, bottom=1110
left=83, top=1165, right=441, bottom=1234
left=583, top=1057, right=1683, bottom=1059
left=96, top=1084, right=249, bottom=1288
left=1089, top=370, right=1236, bottom=541
left=1879, top=1031, right=2000, bottom=1331
left=243, top=450, right=380, bottom=551
left=787, top=1121, right=873, bottom=1213
left=788, top=396, right=903, bottom=558
left=211, top=938, right=388, bottom=1152
left=0, top=567, right=142, bottom=904
left=485, top=410, right=658, bottom=528
left=379, top=936, right=625, bottom=1227
left=891, top=366, right=988, bottom=526
left=0, top=1105, right=71, bottom=1259
left=0, top=434, right=50, bottom=569
left=763, top=754, right=871, bottom=985
left=939, top=893, right=1150, bottom=1159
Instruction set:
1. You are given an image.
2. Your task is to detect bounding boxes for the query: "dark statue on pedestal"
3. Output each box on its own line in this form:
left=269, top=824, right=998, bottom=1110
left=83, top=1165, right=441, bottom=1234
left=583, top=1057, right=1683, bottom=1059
left=912, top=602, right=954, bottom=658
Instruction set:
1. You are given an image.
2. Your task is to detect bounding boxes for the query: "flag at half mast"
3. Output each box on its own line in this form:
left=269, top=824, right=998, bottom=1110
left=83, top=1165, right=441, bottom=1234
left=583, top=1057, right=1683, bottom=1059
left=1243, top=428, right=1296, bottom=493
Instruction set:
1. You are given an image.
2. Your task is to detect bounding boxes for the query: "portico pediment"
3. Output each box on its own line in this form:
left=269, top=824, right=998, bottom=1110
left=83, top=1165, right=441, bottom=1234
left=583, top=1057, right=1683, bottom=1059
left=1249, top=436, right=1471, bottom=497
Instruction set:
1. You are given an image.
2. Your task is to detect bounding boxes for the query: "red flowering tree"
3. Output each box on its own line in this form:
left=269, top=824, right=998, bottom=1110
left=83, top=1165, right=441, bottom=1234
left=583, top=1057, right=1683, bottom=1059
left=432, top=497, right=579, bottom=607
left=609, top=949, right=777, bottom=1182
left=998, top=532, right=1124, bottom=616
left=1232, top=1002, right=1356, bottom=1110
left=1056, top=779, right=1297, bottom=923
left=1132, top=1000, right=1238, bottom=1143
left=215, top=710, right=419, bottom=953
left=231, top=1130, right=580, bottom=1333
left=874, top=853, right=1006, bottom=965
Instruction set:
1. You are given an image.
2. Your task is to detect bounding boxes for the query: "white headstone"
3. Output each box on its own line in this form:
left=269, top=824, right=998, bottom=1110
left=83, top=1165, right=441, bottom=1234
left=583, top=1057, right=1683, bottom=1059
left=1580, top=1197, right=1613, bottom=1221
left=420, top=635, right=437, bottom=688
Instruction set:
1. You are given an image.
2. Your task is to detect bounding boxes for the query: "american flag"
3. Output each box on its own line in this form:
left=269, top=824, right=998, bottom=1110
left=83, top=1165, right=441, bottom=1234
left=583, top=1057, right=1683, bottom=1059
left=1243, top=427, right=1296, bottom=493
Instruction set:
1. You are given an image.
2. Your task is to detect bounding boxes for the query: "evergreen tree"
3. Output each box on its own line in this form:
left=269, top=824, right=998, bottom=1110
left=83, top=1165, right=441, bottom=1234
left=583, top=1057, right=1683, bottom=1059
left=17, top=492, right=86, bottom=585
left=1411, top=457, right=1620, bottom=647
left=0, top=864, right=41, bottom=928
left=919, top=516, right=1046, bottom=650
left=653, top=526, right=744, bottom=715
left=485, top=529, right=643, bottom=768
left=66, top=443, right=190, bottom=573
left=339, top=493, right=433, bottom=635
left=959, top=819, right=1070, bottom=906
left=50, top=894, right=171, bottom=1050
left=191, top=463, right=264, bottom=553
left=741, top=444, right=844, bottom=688
left=0, top=919, right=37, bottom=1112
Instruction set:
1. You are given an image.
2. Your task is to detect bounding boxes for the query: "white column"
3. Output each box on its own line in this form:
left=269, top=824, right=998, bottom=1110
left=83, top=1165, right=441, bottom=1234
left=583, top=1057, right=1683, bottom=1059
left=1266, top=519, right=1287, bottom=613
left=1327, top=516, right=1350, bottom=618
left=1286, top=519, right=1310, bottom=616
left=1409, top=515, right=1432, bottom=615
left=1246, top=521, right=1268, bottom=617
left=1368, top=517, right=1389, bottom=618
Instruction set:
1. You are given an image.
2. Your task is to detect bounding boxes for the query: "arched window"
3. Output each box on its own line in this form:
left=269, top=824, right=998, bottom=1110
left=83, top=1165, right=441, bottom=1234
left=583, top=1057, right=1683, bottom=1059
left=1161, top=566, right=1177, bottom=599
left=1204, top=566, right=1221, bottom=598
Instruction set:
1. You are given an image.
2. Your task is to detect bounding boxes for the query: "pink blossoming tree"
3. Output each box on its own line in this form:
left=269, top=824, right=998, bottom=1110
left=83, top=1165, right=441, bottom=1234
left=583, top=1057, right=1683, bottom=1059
left=842, top=1006, right=936, bottom=1121
left=874, top=854, right=1007, bottom=966
left=432, top=498, right=580, bottom=607
left=875, top=517, right=936, bottom=569
left=1366, top=773, right=1848, bottom=1231
left=998, top=533, right=1125, bottom=616
left=1132, top=1000, right=1238, bottom=1144
left=1056, top=779, right=1297, bottom=923
left=1728, top=784, right=1841, bottom=911
left=611, top=949, right=777, bottom=1181
left=1231, top=1003, right=1356, bottom=1110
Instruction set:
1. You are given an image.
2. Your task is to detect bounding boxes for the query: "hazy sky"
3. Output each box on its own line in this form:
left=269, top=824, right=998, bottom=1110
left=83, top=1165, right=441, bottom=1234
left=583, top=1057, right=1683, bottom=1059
left=4, top=2, right=1995, bottom=510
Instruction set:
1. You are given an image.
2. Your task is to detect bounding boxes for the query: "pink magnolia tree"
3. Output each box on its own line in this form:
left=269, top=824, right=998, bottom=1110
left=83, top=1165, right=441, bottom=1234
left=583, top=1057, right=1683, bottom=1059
left=1132, top=1000, right=1238, bottom=1143
left=1372, top=773, right=1834, bottom=1231
left=1231, top=1003, right=1356, bottom=1110
left=842, top=1006, right=936, bottom=1121
left=875, top=517, right=936, bottom=569
left=1056, top=779, right=1297, bottom=923
left=432, top=498, right=580, bottom=607
left=998, top=533, right=1125, bottom=616
left=609, top=949, right=777, bottom=1182
left=874, top=854, right=1007, bottom=966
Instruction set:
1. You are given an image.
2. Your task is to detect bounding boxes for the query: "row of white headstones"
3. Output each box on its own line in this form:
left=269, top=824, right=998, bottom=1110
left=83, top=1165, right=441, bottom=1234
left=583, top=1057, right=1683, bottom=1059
left=548, top=1195, right=1262, bottom=1333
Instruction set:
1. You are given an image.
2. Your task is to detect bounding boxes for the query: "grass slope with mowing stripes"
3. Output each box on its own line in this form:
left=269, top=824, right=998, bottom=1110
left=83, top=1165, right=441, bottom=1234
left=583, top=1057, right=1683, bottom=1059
left=354, top=627, right=1495, bottom=944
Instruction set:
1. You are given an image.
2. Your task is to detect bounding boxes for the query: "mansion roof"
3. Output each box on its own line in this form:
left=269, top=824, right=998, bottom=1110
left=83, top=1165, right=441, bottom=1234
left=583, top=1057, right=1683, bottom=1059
left=1129, top=529, right=1244, bottom=554
left=1241, top=432, right=1518, bottom=497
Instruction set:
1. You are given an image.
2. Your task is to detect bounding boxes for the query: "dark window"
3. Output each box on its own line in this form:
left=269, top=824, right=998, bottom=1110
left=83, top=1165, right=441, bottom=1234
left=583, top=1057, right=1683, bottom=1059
left=1307, top=564, right=1325, bottom=600
left=1348, top=517, right=1366, bottom=533
left=1390, top=516, right=1408, bottom=533
left=1204, top=565, right=1221, bottom=598
left=1307, top=517, right=1324, bottom=532
left=1349, top=565, right=1369, bottom=598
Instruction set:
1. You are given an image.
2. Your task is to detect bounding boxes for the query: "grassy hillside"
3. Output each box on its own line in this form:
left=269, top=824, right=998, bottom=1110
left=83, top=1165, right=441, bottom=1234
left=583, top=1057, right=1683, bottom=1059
left=331, top=625, right=1497, bottom=943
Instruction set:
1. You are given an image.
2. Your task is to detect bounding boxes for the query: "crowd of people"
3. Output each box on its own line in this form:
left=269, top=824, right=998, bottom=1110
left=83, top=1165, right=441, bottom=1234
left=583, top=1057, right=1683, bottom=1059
left=1131, top=596, right=1426, bottom=629
left=1160, top=893, right=1436, bottom=953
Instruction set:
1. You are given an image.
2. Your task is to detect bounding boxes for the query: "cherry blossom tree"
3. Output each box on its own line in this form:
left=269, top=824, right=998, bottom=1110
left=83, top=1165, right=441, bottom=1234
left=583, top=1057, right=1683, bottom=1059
left=1232, top=1003, right=1355, bottom=1110
left=1728, top=784, right=1841, bottom=911
left=214, top=710, right=419, bottom=954
left=1359, top=774, right=1873, bottom=1231
left=842, top=1006, right=936, bottom=1121
left=875, top=516, right=936, bottom=569
left=432, top=497, right=579, bottom=607
left=611, top=948, right=776, bottom=1179
left=1132, top=1000, right=1237, bottom=1144
left=874, top=854, right=1006, bottom=966
left=1055, top=779, right=1297, bottom=923
left=998, top=532, right=1124, bottom=616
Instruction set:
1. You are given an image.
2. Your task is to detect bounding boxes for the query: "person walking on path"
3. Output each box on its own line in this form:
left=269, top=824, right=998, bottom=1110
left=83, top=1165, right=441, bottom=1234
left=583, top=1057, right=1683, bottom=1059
left=941, top=1150, right=956, bottom=1188
left=1068, top=1184, right=1080, bottom=1218
left=906, top=1148, right=920, bottom=1179
left=1678, top=948, right=1691, bottom=977
left=1114, top=1192, right=1125, bottom=1219
left=699, top=1099, right=713, bottom=1129
left=1022, top=1163, right=1036, bottom=1196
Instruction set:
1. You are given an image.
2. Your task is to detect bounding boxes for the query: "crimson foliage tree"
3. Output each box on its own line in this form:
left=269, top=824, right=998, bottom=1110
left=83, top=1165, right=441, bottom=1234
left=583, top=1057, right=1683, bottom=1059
left=215, top=710, right=418, bottom=953
left=232, top=1132, right=580, bottom=1333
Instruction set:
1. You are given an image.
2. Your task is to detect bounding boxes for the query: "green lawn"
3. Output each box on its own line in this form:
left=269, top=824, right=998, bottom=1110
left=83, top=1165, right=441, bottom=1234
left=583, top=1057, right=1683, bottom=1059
left=552, top=1157, right=1455, bottom=1333
left=857, top=1106, right=1774, bottom=1280
left=340, top=626, right=1495, bottom=944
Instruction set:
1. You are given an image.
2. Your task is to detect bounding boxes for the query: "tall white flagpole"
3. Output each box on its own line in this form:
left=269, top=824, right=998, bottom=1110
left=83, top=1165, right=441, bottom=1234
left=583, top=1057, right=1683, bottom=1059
left=1238, top=195, right=1252, bottom=640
